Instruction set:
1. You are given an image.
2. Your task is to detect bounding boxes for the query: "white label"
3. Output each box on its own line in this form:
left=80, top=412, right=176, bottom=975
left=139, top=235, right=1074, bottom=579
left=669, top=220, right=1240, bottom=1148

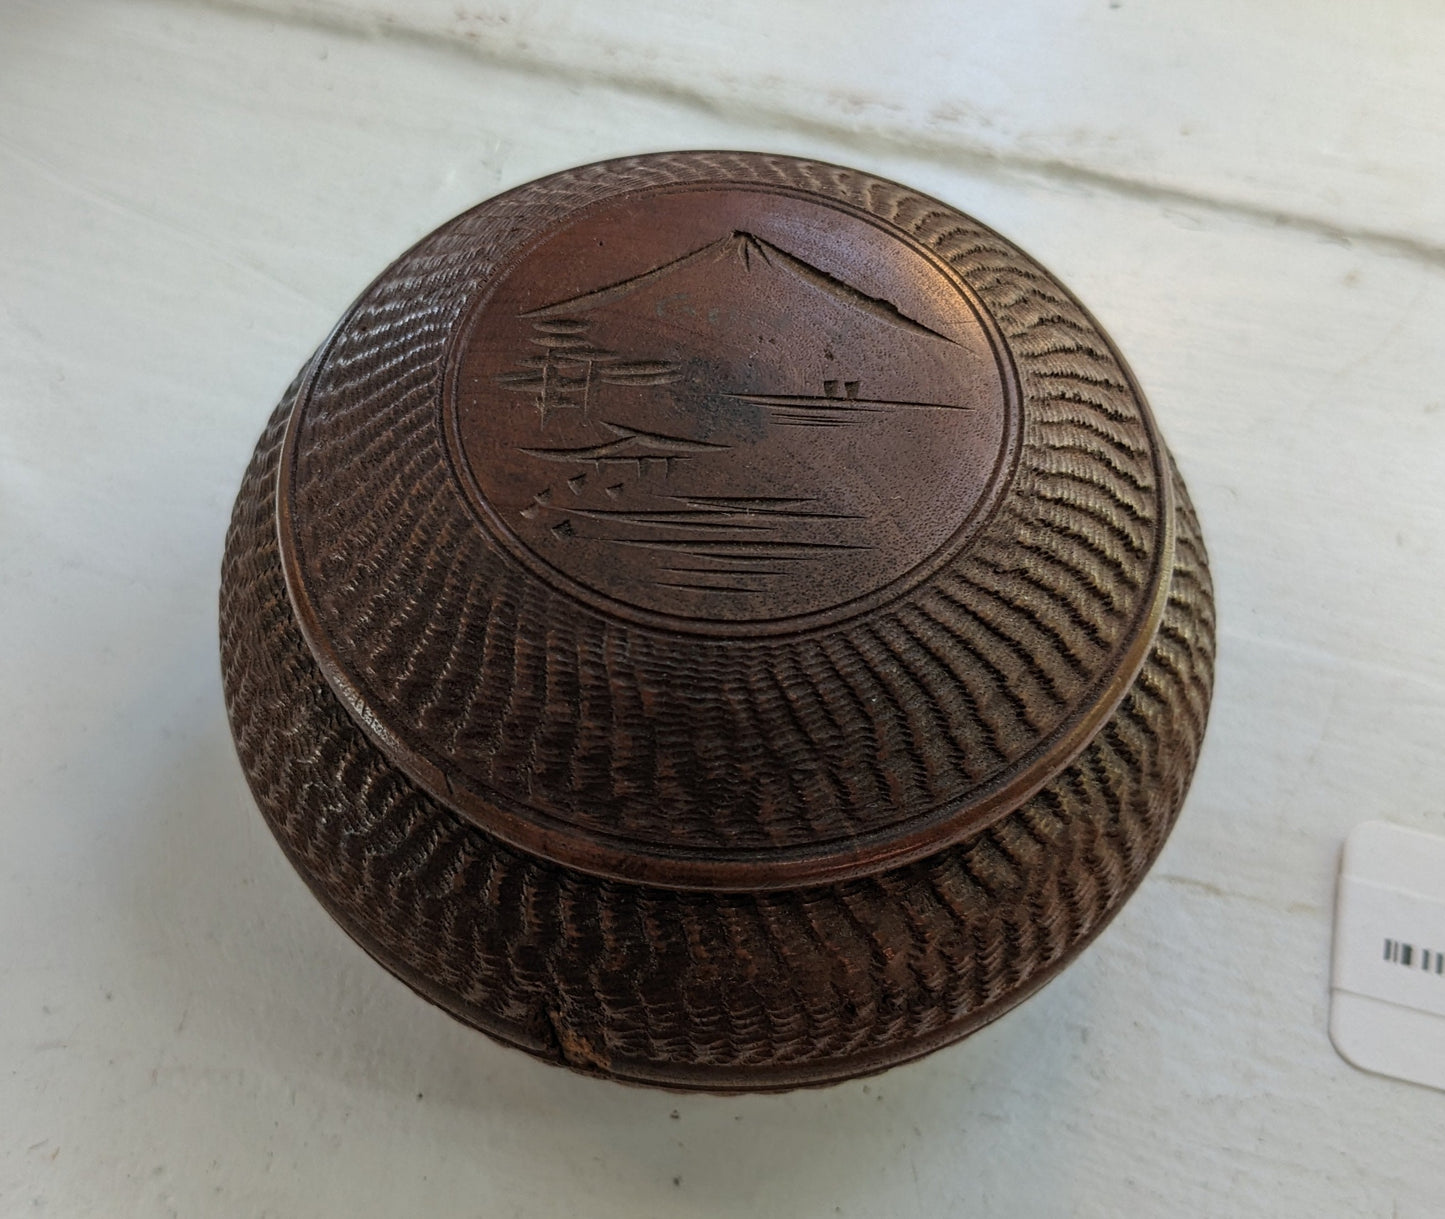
left=1330, top=821, right=1445, bottom=1092
left=1334, top=876, right=1445, bottom=1017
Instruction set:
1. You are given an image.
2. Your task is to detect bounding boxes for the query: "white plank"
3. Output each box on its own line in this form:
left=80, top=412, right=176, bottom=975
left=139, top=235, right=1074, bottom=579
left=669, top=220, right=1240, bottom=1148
left=2, top=0, right=1444, bottom=1215
left=216, top=0, right=1445, bottom=252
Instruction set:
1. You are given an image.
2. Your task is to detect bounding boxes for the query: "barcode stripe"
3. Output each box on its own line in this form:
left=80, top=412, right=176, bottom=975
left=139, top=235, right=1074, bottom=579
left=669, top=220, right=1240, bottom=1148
left=1381, top=936, right=1445, bottom=977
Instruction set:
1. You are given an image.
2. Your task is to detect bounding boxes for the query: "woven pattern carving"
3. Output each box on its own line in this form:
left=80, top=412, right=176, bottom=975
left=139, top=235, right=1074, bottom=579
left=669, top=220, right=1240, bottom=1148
left=278, top=155, right=1177, bottom=886
left=222, top=392, right=1213, bottom=1091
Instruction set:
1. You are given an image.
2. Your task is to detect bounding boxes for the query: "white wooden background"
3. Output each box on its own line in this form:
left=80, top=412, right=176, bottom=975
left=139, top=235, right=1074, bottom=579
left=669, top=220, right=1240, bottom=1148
left=4, top=1, right=1444, bottom=1214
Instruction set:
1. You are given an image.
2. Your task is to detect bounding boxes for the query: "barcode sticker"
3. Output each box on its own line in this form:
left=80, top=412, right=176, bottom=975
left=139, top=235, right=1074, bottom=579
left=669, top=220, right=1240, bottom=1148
left=1334, top=873, right=1445, bottom=1020
left=1382, top=939, right=1445, bottom=972
left=1331, top=821, right=1445, bottom=1091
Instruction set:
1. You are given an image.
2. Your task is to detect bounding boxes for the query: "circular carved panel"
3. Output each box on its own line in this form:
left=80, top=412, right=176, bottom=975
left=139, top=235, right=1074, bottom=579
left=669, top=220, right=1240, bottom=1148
left=446, top=185, right=1019, bottom=633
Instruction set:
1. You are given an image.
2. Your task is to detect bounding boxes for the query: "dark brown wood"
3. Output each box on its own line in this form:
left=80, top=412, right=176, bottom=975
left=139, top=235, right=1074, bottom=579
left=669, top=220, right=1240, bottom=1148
left=221, top=152, right=1214, bottom=1090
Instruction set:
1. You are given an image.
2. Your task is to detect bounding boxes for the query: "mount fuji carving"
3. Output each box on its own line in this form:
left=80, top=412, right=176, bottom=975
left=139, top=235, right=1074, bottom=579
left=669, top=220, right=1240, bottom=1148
left=471, top=226, right=1001, bottom=619
left=499, top=232, right=969, bottom=431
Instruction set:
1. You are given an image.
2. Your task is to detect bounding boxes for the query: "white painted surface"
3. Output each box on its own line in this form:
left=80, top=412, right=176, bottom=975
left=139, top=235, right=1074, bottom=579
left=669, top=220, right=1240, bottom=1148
left=2, top=0, right=1444, bottom=1214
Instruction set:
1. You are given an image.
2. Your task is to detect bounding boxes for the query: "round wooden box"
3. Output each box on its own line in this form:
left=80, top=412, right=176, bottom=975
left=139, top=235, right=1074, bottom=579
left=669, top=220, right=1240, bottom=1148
left=220, top=152, right=1214, bottom=1091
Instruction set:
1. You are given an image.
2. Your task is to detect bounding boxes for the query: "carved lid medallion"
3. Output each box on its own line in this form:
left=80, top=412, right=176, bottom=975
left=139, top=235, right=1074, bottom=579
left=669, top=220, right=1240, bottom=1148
left=276, top=153, right=1175, bottom=890
left=446, top=188, right=1017, bottom=632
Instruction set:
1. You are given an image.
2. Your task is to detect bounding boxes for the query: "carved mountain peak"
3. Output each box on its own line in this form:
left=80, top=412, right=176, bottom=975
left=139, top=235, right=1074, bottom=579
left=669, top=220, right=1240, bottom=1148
left=523, top=229, right=958, bottom=346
